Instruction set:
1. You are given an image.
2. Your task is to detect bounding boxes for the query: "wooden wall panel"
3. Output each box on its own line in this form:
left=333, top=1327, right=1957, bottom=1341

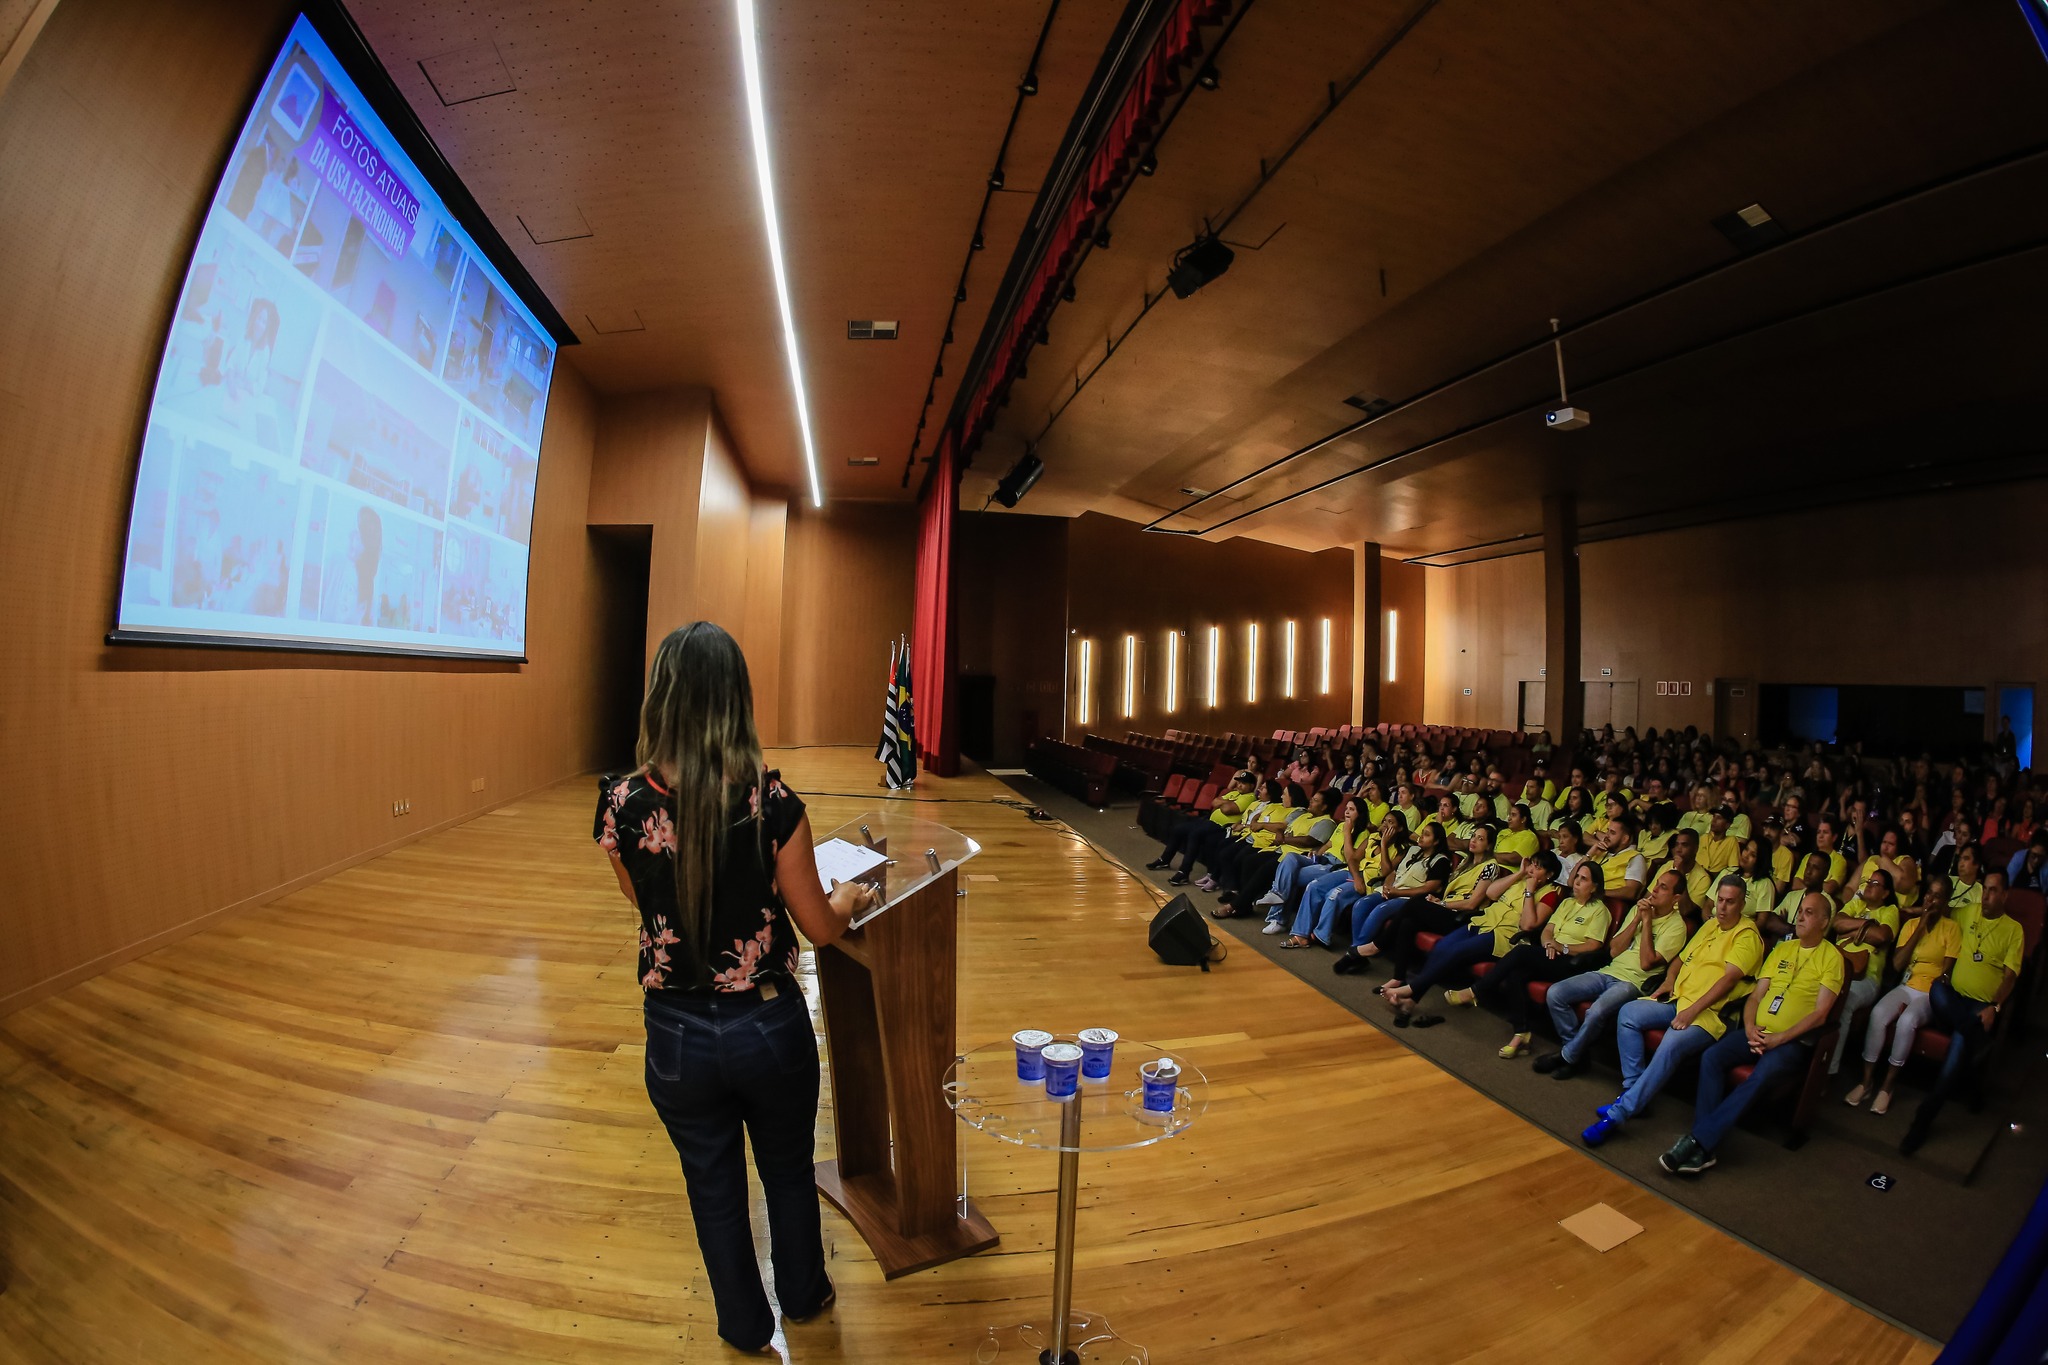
left=955, top=510, right=1069, bottom=766
left=1062, top=514, right=1354, bottom=742
left=743, top=494, right=789, bottom=745
left=690, top=415, right=752, bottom=639
left=1423, top=480, right=2048, bottom=738
left=1424, top=554, right=1545, bottom=730
left=778, top=502, right=916, bottom=746
left=587, top=388, right=713, bottom=666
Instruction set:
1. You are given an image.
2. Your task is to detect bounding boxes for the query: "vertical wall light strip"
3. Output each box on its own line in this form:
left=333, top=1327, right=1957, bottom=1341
left=1206, top=626, right=1221, bottom=708
left=735, top=0, right=825, bottom=508
left=1078, top=638, right=1093, bottom=726
left=1283, top=620, right=1297, bottom=699
left=1166, top=632, right=1180, bottom=713
left=1122, top=633, right=1137, bottom=718
left=1246, top=623, right=1260, bottom=705
left=1319, top=618, right=1332, bottom=694
left=1386, top=609, right=1399, bottom=683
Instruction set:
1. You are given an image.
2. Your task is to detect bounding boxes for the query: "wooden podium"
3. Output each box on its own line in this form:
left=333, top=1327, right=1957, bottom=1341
left=812, top=812, right=999, bottom=1278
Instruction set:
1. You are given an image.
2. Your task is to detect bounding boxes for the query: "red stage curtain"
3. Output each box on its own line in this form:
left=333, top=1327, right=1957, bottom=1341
left=912, top=431, right=959, bottom=776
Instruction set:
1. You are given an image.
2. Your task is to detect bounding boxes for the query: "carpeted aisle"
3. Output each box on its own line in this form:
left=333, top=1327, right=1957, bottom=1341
left=998, top=772, right=2048, bottom=1343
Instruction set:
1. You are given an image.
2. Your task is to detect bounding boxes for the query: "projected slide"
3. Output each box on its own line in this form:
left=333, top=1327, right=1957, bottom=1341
left=114, top=14, right=555, bottom=657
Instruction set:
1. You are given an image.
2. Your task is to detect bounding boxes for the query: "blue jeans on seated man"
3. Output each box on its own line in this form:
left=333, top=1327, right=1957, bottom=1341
left=1290, top=870, right=1363, bottom=939
left=1605, top=999, right=1718, bottom=1122
left=1689, top=1027, right=1813, bottom=1154
left=1265, top=851, right=1332, bottom=912
left=1546, top=971, right=1642, bottom=1066
left=643, top=987, right=833, bottom=1352
left=1915, top=978, right=1996, bottom=1128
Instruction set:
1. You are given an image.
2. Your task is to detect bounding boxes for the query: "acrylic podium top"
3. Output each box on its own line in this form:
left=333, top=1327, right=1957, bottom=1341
left=943, top=1039, right=1207, bottom=1153
left=815, top=809, right=982, bottom=922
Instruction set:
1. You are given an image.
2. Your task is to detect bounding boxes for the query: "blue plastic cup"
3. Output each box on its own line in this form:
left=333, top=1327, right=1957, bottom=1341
left=1077, top=1027, right=1118, bottom=1080
left=1140, top=1057, right=1181, bottom=1114
left=1013, top=1029, right=1053, bottom=1082
left=1042, top=1043, right=1083, bottom=1098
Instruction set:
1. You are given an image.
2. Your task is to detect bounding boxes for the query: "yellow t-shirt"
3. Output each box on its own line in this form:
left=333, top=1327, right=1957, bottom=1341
left=1753, top=939, right=1846, bottom=1035
left=1952, top=912, right=2025, bottom=1003
left=1637, top=829, right=1674, bottom=863
left=1727, top=812, right=1753, bottom=841
left=1549, top=896, right=1613, bottom=950
left=1814, top=850, right=1848, bottom=886
left=1351, top=834, right=1387, bottom=884
left=1443, top=857, right=1494, bottom=904
left=1951, top=877, right=1984, bottom=922
left=1678, top=810, right=1713, bottom=838
left=1834, top=897, right=1900, bottom=979
left=1473, top=881, right=1553, bottom=956
left=1742, top=875, right=1777, bottom=921
left=1772, top=845, right=1796, bottom=886
left=1897, top=915, right=1962, bottom=993
left=1591, top=847, right=1646, bottom=897
left=1456, top=792, right=1484, bottom=819
left=1671, top=918, right=1766, bottom=1039
left=1360, top=800, right=1391, bottom=831
left=1697, top=832, right=1740, bottom=874
left=1524, top=799, right=1554, bottom=830
left=1496, top=827, right=1539, bottom=865
left=1437, top=816, right=1475, bottom=843
left=1855, top=855, right=1919, bottom=909
left=1394, top=803, right=1423, bottom=831
left=1245, top=805, right=1303, bottom=851
left=1540, top=780, right=1559, bottom=803
left=1324, top=822, right=1373, bottom=859
left=1772, top=887, right=1836, bottom=922
left=1599, top=906, right=1690, bottom=990
left=1209, top=790, right=1256, bottom=827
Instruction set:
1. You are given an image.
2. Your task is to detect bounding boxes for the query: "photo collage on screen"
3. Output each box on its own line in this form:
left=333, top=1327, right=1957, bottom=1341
left=118, top=15, right=554, bottom=655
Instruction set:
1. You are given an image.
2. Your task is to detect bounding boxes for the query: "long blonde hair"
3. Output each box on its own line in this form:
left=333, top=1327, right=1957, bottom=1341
left=637, top=623, right=763, bottom=975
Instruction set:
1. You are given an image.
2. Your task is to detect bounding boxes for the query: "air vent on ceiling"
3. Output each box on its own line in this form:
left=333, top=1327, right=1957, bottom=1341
left=419, top=42, right=516, bottom=106
left=1178, top=486, right=1209, bottom=497
left=1711, top=202, right=1786, bottom=255
left=846, top=456, right=880, bottom=466
left=847, top=320, right=899, bottom=340
left=1344, top=394, right=1393, bottom=417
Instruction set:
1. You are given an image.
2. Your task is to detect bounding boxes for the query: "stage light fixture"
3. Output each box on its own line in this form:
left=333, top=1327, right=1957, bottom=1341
left=989, top=166, right=1005, bottom=189
left=1094, top=228, right=1111, bottom=249
left=735, top=0, right=824, bottom=507
left=1196, top=65, right=1220, bottom=90
left=1020, top=70, right=1038, bottom=95
left=1168, top=235, right=1235, bottom=300
left=972, top=230, right=984, bottom=251
left=955, top=283, right=968, bottom=302
left=992, top=447, right=1044, bottom=508
left=1061, top=281, right=1076, bottom=302
left=1138, top=153, right=1157, bottom=176
left=943, top=327, right=954, bottom=344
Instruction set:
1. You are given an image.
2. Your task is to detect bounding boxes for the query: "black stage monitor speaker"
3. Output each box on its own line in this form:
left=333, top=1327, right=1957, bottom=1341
left=1149, top=894, right=1219, bottom=970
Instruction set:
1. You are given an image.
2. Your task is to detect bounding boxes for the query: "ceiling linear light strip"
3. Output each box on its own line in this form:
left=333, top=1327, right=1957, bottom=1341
left=1185, top=225, right=2048, bottom=542
left=1142, top=136, right=2048, bottom=539
left=946, top=0, right=1239, bottom=472
left=734, top=0, right=824, bottom=509
left=898, top=0, right=1068, bottom=488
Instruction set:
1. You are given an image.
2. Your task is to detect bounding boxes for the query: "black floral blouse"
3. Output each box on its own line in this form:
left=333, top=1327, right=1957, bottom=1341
left=595, top=768, right=807, bottom=996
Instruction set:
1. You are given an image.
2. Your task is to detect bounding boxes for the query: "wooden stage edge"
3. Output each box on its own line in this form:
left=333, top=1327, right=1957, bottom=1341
left=0, top=748, right=1939, bottom=1364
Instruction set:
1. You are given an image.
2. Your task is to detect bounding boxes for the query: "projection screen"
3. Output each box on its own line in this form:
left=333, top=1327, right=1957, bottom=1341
left=112, top=13, right=558, bottom=659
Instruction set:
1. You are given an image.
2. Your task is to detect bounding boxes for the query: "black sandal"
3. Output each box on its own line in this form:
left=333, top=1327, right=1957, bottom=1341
left=1411, top=1013, right=1445, bottom=1029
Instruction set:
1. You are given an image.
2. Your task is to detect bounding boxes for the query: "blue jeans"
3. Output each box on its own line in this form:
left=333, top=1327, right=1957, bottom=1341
left=1547, top=972, right=1641, bottom=1065
left=1690, top=1027, right=1813, bottom=1153
left=1350, top=893, right=1407, bottom=950
left=1916, top=979, right=1995, bottom=1128
left=1608, top=999, right=1718, bottom=1121
left=1291, top=870, right=1362, bottom=939
left=1267, top=852, right=1331, bottom=909
left=643, top=988, right=832, bottom=1351
left=1403, top=926, right=1495, bottom=1001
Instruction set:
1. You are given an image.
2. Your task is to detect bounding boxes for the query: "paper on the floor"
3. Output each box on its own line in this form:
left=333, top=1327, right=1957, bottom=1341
left=815, top=837, right=889, bottom=893
left=1559, top=1203, right=1643, bottom=1252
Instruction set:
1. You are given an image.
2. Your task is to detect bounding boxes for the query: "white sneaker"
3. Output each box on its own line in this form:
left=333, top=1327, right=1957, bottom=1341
left=1254, top=891, right=1284, bottom=907
left=1261, top=921, right=1286, bottom=935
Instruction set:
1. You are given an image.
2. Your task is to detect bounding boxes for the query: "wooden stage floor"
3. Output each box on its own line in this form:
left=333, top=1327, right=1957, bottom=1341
left=0, top=749, right=1937, bottom=1363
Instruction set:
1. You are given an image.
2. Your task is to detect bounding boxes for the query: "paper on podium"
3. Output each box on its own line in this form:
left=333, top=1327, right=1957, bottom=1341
left=816, top=837, right=890, bottom=894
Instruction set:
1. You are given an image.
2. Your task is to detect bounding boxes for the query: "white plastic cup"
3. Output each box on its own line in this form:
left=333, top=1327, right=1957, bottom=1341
left=1042, top=1042, right=1084, bottom=1098
left=1014, top=1029, right=1054, bottom=1082
left=1077, top=1027, right=1118, bottom=1080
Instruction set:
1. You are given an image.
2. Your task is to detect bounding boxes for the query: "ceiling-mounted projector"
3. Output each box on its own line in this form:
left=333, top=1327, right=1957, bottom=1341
left=1545, top=406, right=1590, bottom=430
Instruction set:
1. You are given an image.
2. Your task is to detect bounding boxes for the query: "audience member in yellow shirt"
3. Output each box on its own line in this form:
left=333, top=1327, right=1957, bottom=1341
left=1495, top=804, right=1539, bottom=869
left=1661, top=891, right=1844, bottom=1174
left=1535, top=866, right=1691, bottom=1079
left=1151, top=770, right=1256, bottom=880
left=1762, top=851, right=1833, bottom=940
left=1736, top=839, right=1778, bottom=920
left=1823, top=869, right=1900, bottom=1076
left=1636, top=803, right=1675, bottom=864
left=1390, top=784, right=1424, bottom=832
left=1650, top=829, right=1715, bottom=921
left=1588, top=814, right=1648, bottom=903
left=1431, top=793, right=1474, bottom=844
left=1948, top=844, right=1985, bottom=923
left=1678, top=786, right=1715, bottom=839
left=1697, top=807, right=1741, bottom=875
left=1904, top=870, right=2025, bottom=1155
left=1516, top=777, right=1554, bottom=831
left=1584, top=876, right=1765, bottom=1146
left=1458, top=860, right=1612, bottom=1059
left=1846, top=876, right=1962, bottom=1116
left=1382, top=853, right=1562, bottom=1021
left=1809, top=817, right=1851, bottom=899
left=1855, top=825, right=1920, bottom=909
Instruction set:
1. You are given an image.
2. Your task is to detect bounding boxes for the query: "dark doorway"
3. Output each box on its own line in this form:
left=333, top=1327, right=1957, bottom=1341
left=590, top=526, right=651, bottom=772
left=1758, top=682, right=1986, bottom=754
left=959, top=673, right=996, bottom=765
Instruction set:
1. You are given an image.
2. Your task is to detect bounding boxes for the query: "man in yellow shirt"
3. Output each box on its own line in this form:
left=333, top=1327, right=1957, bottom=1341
left=1536, top=868, right=1690, bottom=1080
left=1697, top=807, right=1741, bottom=875
left=1583, top=876, right=1765, bottom=1146
left=1150, top=770, right=1254, bottom=876
left=1661, top=891, right=1845, bottom=1174
left=1516, top=777, right=1554, bottom=831
left=1649, top=829, right=1714, bottom=921
left=1903, top=869, right=2026, bottom=1156
left=1677, top=787, right=1715, bottom=839
left=1588, top=813, right=1648, bottom=903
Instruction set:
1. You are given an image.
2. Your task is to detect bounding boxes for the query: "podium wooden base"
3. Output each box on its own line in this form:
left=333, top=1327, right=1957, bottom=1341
left=814, top=1160, right=998, bottom=1279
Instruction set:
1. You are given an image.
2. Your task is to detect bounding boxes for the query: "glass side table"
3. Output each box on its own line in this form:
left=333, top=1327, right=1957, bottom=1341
left=943, top=1039, right=1206, bottom=1365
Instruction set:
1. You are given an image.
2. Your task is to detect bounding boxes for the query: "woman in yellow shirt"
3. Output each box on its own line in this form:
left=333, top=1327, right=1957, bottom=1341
left=1382, top=852, right=1562, bottom=1023
left=1845, top=876, right=1961, bottom=1115
left=1454, top=861, right=1613, bottom=1058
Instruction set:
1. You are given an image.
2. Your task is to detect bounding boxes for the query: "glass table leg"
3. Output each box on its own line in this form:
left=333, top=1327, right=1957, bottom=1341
left=972, top=1312, right=1147, bottom=1365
